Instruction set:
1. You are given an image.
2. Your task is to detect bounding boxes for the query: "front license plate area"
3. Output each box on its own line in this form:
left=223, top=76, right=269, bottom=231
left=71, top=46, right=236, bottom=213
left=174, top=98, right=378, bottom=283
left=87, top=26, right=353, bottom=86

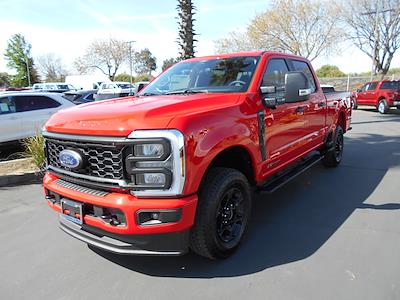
left=61, top=198, right=83, bottom=225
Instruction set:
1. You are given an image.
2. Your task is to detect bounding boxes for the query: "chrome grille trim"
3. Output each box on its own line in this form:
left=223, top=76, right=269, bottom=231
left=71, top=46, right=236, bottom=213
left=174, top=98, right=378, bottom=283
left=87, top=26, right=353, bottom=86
left=43, top=131, right=128, bottom=143
left=54, top=179, right=109, bottom=197
left=46, top=140, right=124, bottom=180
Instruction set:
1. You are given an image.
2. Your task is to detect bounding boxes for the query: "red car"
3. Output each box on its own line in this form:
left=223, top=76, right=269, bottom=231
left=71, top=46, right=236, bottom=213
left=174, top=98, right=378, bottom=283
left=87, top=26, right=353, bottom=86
left=42, top=51, right=351, bottom=259
left=352, top=80, right=400, bottom=114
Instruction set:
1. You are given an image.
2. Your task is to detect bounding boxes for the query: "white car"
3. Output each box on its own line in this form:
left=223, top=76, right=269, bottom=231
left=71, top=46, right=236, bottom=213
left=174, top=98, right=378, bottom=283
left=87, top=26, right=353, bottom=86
left=32, top=82, right=77, bottom=92
left=96, top=81, right=135, bottom=100
left=0, top=92, right=75, bottom=143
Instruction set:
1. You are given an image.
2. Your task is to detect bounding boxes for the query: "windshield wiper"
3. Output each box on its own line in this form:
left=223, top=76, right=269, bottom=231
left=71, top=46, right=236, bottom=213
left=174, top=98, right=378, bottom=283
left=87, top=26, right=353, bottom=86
left=139, top=92, right=159, bottom=97
left=164, top=89, right=209, bottom=95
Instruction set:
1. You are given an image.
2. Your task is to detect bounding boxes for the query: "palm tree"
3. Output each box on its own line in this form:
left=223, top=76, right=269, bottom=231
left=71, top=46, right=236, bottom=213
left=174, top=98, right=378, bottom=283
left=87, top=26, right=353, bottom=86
left=177, top=0, right=197, bottom=59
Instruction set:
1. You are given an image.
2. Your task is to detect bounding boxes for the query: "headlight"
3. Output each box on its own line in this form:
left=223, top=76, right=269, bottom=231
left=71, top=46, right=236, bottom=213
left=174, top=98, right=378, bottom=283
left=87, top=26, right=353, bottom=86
left=126, top=130, right=185, bottom=197
left=134, top=143, right=165, bottom=158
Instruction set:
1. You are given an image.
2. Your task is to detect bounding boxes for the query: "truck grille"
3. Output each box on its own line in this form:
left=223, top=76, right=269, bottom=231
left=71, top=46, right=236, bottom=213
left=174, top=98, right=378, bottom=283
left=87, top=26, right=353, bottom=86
left=46, top=139, right=126, bottom=180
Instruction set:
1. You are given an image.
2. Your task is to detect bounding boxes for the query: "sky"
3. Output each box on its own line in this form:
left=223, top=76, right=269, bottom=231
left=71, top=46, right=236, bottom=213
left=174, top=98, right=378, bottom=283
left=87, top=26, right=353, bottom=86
left=0, top=0, right=398, bottom=77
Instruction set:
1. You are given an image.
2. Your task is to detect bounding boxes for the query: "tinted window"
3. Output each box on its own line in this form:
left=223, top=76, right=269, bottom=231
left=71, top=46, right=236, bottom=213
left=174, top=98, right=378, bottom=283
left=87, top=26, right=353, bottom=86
left=0, top=96, right=16, bottom=114
left=360, top=83, right=370, bottom=92
left=367, top=82, right=378, bottom=90
left=14, top=95, right=61, bottom=112
left=380, top=81, right=400, bottom=90
left=291, top=60, right=316, bottom=92
left=85, top=93, right=94, bottom=100
left=262, top=59, right=289, bottom=88
left=322, top=86, right=335, bottom=93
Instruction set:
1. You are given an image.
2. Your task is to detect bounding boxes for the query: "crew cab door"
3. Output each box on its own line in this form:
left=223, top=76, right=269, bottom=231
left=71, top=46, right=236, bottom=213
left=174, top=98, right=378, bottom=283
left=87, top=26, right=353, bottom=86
left=356, top=83, right=370, bottom=105
left=259, top=58, right=307, bottom=176
left=290, top=59, right=326, bottom=147
left=364, top=82, right=378, bottom=105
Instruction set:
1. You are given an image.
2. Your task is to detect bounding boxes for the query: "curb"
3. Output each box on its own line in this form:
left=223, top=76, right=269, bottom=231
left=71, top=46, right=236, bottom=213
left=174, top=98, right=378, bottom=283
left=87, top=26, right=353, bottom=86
left=0, top=172, right=43, bottom=187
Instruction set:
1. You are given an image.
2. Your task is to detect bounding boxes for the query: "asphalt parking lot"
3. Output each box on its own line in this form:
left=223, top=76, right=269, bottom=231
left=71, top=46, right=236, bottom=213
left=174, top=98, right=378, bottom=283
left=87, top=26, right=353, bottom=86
left=0, top=108, right=399, bottom=300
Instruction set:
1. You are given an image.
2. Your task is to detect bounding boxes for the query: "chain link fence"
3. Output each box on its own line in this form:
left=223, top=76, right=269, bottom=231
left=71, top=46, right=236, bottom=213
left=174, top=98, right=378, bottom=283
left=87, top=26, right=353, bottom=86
left=319, top=74, right=400, bottom=92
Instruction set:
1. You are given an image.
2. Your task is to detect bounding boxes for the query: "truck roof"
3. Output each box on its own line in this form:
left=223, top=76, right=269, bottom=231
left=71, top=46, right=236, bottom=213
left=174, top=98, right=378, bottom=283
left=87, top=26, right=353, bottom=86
left=183, top=51, right=309, bottom=62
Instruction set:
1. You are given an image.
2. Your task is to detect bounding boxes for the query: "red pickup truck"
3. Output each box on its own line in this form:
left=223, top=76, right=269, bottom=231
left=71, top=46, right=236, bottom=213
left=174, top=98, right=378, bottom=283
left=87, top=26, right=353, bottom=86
left=351, top=80, right=400, bottom=114
left=43, top=51, right=351, bottom=259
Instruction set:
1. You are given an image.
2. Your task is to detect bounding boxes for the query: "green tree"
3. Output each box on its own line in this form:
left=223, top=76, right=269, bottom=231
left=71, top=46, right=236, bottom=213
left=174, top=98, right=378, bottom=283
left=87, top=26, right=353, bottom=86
left=177, top=0, right=197, bottom=59
left=133, top=48, right=157, bottom=76
left=0, top=72, right=11, bottom=87
left=114, top=73, right=134, bottom=82
left=316, top=65, right=346, bottom=77
left=162, top=57, right=181, bottom=71
left=135, top=74, right=151, bottom=82
left=4, top=34, right=39, bottom=87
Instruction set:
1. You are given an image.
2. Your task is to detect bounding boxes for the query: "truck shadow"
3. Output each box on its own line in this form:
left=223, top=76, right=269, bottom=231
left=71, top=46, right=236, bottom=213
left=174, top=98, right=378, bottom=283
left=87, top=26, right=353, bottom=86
left=91, top=133, right=400, bottom=278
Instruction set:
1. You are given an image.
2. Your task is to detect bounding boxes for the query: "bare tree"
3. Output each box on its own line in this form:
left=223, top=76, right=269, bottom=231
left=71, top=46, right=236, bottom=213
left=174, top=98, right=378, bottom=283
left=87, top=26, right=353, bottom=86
left=37, top=53, right=68, bottom=82
left=177, top=0, right=197, bottom=59
left=74, top=38, right=129, bottom=80
left=342, top=0, right=400, bottom=76
left=215, top=0, right=343, bottom=61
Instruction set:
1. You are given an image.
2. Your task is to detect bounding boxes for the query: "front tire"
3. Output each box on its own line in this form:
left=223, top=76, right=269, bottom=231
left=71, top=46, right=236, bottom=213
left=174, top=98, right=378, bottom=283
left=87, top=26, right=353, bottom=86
left=322, top=125, right=344, bottom=168
left=351, top=98, right=358, bottom=110
left=189, top=168, right=252, bottom=259
left=377, top=99, right=389, bottom=114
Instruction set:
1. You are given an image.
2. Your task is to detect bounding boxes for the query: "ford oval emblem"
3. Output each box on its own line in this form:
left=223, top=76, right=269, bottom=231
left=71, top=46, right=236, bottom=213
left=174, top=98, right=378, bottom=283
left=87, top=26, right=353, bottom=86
left=59, top=149, right=82, bottom=169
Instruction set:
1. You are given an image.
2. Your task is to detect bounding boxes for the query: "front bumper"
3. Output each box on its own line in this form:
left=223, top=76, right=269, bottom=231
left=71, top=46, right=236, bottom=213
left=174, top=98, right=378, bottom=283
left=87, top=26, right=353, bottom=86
left=43, top=172, right=198, bottom=255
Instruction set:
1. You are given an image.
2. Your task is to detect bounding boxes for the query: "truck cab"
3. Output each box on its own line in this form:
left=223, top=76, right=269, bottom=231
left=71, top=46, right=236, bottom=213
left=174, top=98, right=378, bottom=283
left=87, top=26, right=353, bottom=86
left=43, top=51, right=351, bottom=259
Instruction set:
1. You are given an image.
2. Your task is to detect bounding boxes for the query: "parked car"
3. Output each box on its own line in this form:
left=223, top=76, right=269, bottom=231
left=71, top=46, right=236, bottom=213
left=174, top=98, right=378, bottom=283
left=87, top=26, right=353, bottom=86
left=95, top=82, right=134, bottom=100
left=32, top=82, right=77, bottom=93
left=351, top=80, right=400, bottom=113
left=63, top=89, right=97, bottom=105
left=0, top=92, right=75, bottom=143
left=43, top=51, right=351, bottom=259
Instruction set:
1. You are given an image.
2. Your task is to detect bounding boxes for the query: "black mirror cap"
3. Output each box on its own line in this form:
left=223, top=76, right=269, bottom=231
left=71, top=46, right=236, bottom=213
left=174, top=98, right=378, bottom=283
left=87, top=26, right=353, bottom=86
left=262, top=97, right=278, bottom=108
left=285, top=71, right=311, bottom=102
left=356, top=89, right=362, bottom=93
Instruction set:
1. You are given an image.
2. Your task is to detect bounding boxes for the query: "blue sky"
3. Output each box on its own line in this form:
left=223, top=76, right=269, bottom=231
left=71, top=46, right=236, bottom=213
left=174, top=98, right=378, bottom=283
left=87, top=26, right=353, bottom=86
left=0, top=0, right=397, bottom=75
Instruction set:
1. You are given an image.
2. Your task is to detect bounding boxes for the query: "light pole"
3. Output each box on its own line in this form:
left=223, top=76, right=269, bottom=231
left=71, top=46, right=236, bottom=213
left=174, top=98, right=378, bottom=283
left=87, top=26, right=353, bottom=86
left=126, top=40, right=135, bottom=95
left=25, top=55, right=31, bottom=87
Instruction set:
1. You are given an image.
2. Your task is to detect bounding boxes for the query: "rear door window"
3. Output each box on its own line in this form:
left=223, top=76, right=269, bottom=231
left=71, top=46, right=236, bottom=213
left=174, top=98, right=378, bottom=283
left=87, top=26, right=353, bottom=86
left=14, top=95, right=61, bottom=112
left=291, top=60, right=316, bottom=92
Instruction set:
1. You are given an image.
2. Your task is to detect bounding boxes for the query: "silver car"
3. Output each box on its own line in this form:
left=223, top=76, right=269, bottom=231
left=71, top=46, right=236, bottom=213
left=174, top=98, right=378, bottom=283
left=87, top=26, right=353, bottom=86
left=0, top=92, right=75, bottom=143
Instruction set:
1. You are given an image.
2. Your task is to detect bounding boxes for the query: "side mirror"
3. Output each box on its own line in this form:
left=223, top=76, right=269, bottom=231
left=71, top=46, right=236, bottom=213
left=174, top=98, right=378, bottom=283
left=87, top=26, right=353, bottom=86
left=356, top=89, right=362, bottom=93
left=285, top=72, right=311, bottom=102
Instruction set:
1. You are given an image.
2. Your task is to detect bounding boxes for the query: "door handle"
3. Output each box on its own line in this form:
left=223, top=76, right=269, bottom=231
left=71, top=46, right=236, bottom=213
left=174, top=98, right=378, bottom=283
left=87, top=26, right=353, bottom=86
left=295, top=106, right=305, bottom=114
left=318, top=101, right=326, bottom=107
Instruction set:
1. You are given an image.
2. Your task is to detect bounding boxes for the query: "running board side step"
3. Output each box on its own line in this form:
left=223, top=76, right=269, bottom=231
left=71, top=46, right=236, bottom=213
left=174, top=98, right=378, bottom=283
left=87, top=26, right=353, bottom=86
left=258, top=155, right=323, bottom=194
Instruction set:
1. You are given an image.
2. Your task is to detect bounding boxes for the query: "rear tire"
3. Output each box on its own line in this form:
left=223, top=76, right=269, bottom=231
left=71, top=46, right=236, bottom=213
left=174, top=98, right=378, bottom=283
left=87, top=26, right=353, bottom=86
left=377, top=99, right=389, bottom=114
left=322, top=125, right=344, bottom=168
left=189, top=167, right=252, bottom=259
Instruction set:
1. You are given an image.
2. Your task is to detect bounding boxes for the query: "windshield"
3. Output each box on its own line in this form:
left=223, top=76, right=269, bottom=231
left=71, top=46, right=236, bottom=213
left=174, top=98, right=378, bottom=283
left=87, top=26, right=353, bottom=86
left=140, top=56, right=260, bottom=95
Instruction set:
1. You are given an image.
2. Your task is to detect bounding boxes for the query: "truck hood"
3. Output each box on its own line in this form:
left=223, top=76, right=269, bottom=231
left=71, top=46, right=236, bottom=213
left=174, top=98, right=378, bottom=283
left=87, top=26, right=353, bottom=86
left=45, top=93, right=241, bottom=136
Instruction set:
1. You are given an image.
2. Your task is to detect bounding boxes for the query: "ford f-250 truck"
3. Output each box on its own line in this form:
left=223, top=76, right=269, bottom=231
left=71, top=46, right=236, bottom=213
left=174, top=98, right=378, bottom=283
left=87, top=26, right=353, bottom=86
left=43, top=51, right=351, bottom=259
left=351, top=80, right=400, bottom=114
